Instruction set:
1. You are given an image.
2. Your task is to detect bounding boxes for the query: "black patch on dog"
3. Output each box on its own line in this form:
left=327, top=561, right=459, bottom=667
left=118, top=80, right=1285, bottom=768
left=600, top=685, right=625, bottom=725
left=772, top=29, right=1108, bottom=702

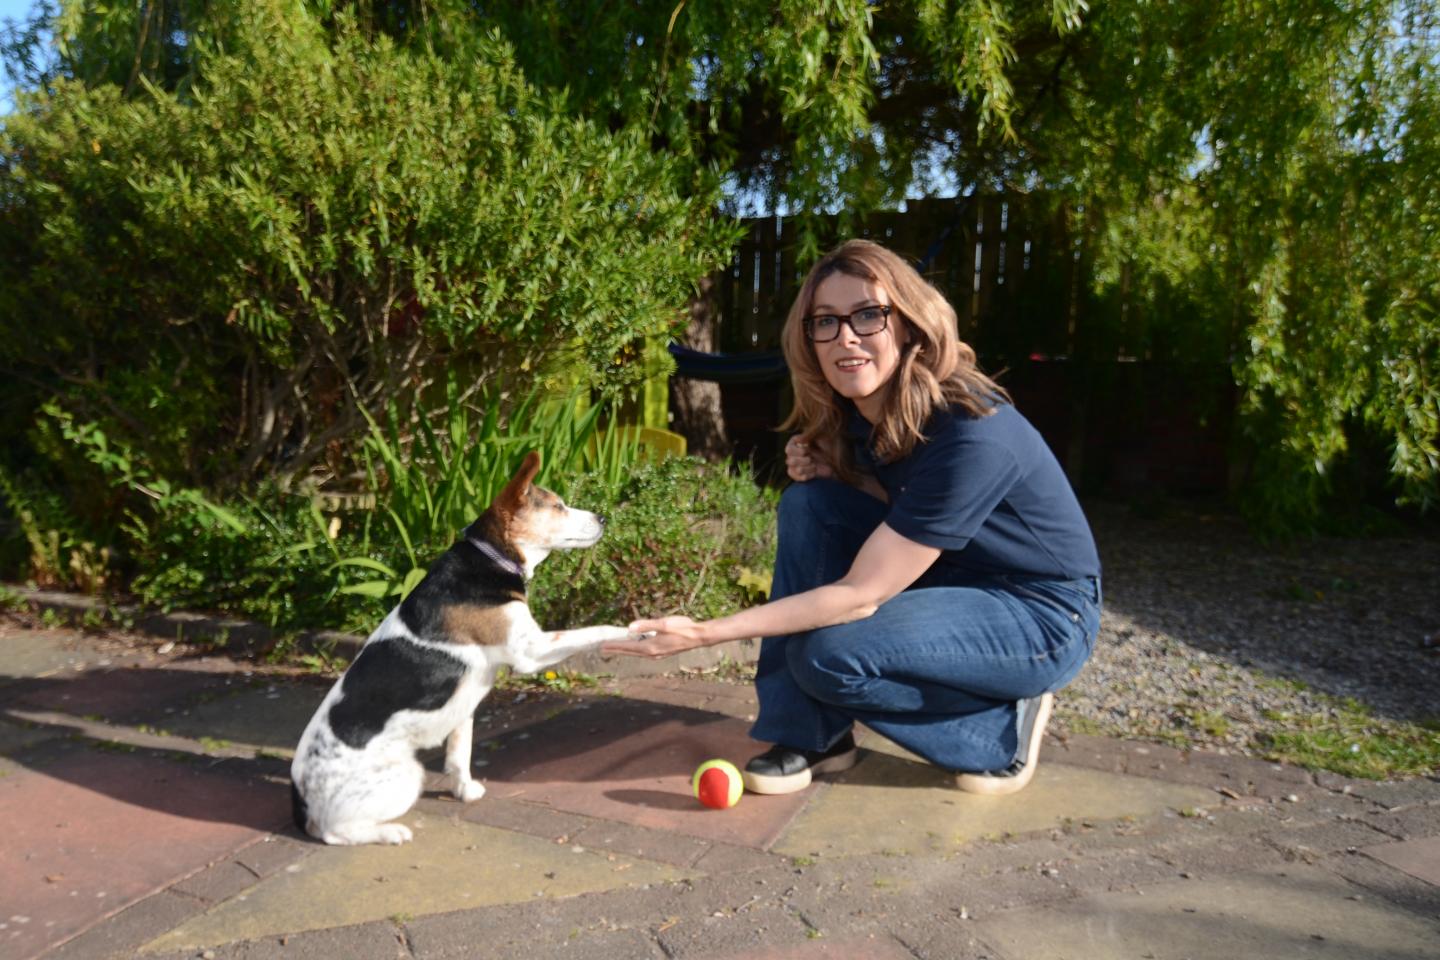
left=397, top=515, right=527, bottom=644
left=327, top=637, right=466, bottom=749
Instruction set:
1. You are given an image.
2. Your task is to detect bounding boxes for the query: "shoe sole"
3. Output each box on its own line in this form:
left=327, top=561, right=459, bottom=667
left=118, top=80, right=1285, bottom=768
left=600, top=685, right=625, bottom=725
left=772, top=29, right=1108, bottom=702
left=954, top=692, right=1053, bottom=797
left=741, top=748, right=858, bottom=796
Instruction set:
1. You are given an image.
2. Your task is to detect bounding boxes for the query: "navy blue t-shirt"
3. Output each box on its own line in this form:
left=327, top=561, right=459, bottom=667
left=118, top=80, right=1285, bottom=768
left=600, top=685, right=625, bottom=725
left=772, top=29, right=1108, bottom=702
left=847, top=401, right=1100, bottom=580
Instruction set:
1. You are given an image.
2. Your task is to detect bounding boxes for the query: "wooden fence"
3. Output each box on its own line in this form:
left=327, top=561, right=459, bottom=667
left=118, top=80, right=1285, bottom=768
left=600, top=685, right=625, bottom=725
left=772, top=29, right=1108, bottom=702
left=695, top=194, right=1234, bottom=496
left=709, top=194, right=1089, bottom=362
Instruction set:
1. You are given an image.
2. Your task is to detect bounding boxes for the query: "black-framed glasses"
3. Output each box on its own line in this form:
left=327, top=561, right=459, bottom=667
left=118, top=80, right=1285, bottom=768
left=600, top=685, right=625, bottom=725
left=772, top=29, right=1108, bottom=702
left=804, top=304, right=892, bottom=343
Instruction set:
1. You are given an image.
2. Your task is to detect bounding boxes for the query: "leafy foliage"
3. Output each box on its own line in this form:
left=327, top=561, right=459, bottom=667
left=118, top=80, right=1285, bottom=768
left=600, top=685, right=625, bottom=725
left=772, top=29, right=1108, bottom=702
left=0, top=0, right=732, bottom=490
left=330, top=379, right=645, bottom=608
left=459, top=0, right=1440, bottom=529
left=2, top=383, right=666, bottom=634
left=127, top=485, right=349, bottom=630
left=529, top=457, right=779, bottom=628
left=30, top=403, right=340, bottom=627
left=5, top=0, right=1437, bottom=538
left=0, top=464, right=89, bottom=588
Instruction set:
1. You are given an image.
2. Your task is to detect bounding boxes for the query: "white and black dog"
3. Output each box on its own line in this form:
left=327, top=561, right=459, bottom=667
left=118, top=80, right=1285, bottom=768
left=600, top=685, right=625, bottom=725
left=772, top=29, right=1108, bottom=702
left=290, top=451, right=633, bottom=845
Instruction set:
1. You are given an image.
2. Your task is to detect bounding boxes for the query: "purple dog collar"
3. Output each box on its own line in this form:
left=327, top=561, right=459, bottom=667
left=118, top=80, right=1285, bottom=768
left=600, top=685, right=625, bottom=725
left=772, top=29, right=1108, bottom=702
left=466, top=535, right=525, bottom=579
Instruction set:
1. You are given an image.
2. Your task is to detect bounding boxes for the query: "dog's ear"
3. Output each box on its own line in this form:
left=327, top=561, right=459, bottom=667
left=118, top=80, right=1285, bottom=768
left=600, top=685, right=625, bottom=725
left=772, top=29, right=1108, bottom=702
left=499, top=451, right=542, bottom=510
left=516, top=450, right=541, bottom=488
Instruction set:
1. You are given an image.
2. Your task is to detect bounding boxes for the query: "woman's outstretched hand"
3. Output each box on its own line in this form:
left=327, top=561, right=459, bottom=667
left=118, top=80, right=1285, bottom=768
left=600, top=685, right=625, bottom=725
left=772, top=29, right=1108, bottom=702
left=601, top=616, right=707, bottom=658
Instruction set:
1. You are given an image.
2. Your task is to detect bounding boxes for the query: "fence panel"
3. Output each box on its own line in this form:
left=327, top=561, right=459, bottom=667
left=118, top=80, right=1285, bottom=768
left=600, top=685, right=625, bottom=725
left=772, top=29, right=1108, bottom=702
left=718, top=194, right=1086, bottom=362
left=691, top=194, right=1232, bottom=494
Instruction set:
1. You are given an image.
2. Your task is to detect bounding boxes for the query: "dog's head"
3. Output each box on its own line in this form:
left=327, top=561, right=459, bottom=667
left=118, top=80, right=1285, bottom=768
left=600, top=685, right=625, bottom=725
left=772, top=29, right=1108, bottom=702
left=468, top=451, right=605, bottom=578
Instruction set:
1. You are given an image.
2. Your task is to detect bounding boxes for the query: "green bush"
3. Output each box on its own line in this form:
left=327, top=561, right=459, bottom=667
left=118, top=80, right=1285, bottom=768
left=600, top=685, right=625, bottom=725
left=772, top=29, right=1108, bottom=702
left=0, top=374, right=784, bottom=643
left=0, top=0, right=733, bottom=491
left=11, top=402, right=347, bottom=629
left=28, top=381, right=655, bottom=633
left=0, top=465, right=97, bottom=589
left=112, top=448, right=779, bottom=639
left=325, top=379, right=647, bottom=612
left=529, top=457, right=778, bottom=628
left=127, top=485, right=348, bottom=631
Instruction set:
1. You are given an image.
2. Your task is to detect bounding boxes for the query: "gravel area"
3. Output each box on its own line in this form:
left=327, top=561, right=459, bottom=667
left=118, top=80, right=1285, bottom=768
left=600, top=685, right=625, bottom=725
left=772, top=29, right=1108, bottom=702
left=1060, top=498, right=1440, bottom=758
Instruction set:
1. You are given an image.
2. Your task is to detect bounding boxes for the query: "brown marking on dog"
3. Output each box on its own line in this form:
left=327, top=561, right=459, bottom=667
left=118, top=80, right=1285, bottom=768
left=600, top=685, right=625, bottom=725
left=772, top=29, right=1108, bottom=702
left=512, top=484, right=571, bottom=540
left=479, top=455, right=575, bottom=552
left=469, top=509, right=527, bottom=569
left=442, top=602, right=520, bottom=646
left=497, top=451, right=542, bottom=515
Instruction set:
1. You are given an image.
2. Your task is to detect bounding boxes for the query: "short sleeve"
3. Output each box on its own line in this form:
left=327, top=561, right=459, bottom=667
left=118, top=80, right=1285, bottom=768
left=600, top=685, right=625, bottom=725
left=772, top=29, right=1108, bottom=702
left=883, top=432, right=1022, bottom=551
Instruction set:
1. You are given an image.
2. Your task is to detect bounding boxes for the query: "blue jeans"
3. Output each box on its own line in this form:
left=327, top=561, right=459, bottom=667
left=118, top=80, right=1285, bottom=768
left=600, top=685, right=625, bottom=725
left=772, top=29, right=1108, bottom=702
left=750, top=479, right=1101, bottom=773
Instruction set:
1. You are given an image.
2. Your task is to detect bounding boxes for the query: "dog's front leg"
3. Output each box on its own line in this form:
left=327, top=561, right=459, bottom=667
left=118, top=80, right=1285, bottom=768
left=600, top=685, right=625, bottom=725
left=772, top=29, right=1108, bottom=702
left=510, top=625, right=634, bottom=673
left=444, top=720, right=485, bottom=803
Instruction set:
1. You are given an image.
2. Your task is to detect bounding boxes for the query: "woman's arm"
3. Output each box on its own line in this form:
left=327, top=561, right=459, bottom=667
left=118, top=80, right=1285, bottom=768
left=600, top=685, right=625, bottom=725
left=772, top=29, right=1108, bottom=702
left=602, top=523, right=940, bottom=658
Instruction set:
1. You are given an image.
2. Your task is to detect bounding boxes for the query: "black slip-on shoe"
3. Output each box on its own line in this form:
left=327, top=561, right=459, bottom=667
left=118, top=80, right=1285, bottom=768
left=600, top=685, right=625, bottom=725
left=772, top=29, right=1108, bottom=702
left=741, top=732, right=858, bottom=795
left=954, top=692, right=1053, bottom=796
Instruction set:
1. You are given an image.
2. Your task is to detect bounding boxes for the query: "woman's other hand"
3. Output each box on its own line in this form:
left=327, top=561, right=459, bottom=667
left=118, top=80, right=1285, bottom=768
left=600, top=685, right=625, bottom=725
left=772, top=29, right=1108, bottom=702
left=785, top=435, right=834, bottom=483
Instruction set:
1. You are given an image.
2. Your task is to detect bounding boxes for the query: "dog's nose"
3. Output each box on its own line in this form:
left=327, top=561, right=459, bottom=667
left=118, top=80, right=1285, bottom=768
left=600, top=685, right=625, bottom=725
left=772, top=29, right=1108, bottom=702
left=597, top=515, right=607, bottom=526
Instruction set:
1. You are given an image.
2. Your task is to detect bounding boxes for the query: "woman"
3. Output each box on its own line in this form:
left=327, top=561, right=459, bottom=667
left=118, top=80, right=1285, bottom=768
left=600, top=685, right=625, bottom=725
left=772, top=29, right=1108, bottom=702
left=604, top=239, right=1101, bottom=796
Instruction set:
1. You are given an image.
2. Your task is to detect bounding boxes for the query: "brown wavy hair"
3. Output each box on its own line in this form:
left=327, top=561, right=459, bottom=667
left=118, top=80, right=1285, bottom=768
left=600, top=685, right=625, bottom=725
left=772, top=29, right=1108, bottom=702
left=779, top=239, right=1009, bottom=483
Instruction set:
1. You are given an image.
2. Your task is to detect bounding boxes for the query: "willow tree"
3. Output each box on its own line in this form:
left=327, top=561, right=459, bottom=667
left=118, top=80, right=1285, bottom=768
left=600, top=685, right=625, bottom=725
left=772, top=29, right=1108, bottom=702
left=6, top=0, right=1438, bottom=527
left=459, top=0, right=1437, bottom=528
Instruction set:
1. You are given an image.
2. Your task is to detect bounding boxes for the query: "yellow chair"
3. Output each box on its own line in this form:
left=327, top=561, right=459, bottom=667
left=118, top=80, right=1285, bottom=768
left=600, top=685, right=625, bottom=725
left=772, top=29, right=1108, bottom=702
left=596, top=425, right=688, bottom=461
left=633, top=426, right=687, bottom=460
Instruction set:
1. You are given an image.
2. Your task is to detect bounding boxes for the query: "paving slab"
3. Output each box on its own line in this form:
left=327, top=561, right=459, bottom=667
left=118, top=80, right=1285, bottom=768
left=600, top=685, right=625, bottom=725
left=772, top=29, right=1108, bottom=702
left=410, top=922, right=663, bottom=960
left=1360, top=802, right=1440, bottom=841
left=0, top=626, right=129, bottom=682
left=156, top=679, right=326, bottom=756
left=697, top=937, right=922, bottom=960
left=775, top=742, right=1216, bottom=859
left=477, top=697, right=811, bottom=850
left=616, top=676, right=761, bottom=721
left=6, top=666, right=241, bottom=725
left=42, top=891, right=202, bottom=960
left=971, top=863, right=1440, bottom=960
left=1327, top=775, right=1440, bottom=811
left=147, top=920, right=409, bottom=960
left=0, top=717, right=61, bottom=756
left=6, top=617, right=1440, bottom=960
left=0, top=741, right=287, bottom=960
left=1359, top=835, right=1440, bottom=887
left=139, top=810, right=687, bottom=954
left=398, top=879, right=702, bottom=960
left=1329, top=849, right=1440, bottom=921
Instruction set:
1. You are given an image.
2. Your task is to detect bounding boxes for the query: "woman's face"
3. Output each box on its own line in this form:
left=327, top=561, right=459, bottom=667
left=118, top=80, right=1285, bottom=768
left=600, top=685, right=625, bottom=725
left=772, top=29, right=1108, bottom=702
left=808, top=270, right=907, bottom=422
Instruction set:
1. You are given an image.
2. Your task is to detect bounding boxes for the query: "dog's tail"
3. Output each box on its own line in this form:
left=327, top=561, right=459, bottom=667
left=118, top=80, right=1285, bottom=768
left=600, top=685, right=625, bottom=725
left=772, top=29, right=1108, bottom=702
left=290, top=780, right=309, bottom=835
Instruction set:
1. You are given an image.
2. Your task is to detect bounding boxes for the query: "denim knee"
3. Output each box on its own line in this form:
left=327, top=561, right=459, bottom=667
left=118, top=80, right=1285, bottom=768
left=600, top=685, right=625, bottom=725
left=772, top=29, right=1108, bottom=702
left=776, top=478, right=850, bottom=535
left=773, top=480, right=886, bottom=600
left=784, top=629, right=865, bottom=707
